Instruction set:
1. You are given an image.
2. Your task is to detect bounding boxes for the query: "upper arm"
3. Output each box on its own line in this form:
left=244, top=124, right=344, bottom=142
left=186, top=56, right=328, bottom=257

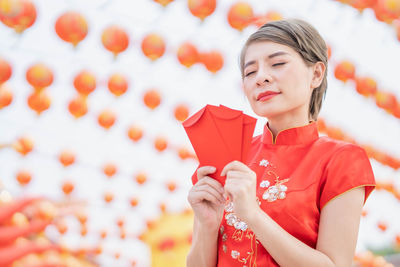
left=316, top=186, right=365, bottom=267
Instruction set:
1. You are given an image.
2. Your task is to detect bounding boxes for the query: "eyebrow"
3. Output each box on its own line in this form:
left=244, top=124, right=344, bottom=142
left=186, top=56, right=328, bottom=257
left=244, top=51, right=288, bottom=69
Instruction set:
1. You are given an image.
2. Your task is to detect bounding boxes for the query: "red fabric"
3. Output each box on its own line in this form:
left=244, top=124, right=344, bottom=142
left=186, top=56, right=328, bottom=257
left=190, top=120, right=376, bottom=267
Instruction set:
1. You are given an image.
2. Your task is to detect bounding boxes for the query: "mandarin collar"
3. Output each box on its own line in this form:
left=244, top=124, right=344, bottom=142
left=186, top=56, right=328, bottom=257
left=261, top=120, right=319, bottom=145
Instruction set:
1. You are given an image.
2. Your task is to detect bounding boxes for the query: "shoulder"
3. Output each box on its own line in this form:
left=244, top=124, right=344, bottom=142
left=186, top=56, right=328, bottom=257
left=312, top=136, right=368, bottom=159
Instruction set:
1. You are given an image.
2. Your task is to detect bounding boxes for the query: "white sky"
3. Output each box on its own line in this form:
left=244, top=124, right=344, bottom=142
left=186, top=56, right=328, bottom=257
left=1, top=0, right=400, bottom=266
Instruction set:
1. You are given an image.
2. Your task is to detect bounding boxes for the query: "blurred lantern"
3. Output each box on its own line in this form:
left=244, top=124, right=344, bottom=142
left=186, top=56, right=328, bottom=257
left=334, top=61, right=356, bottom=82
left=143, top=89, right=161, bottom=109
left=187, top=0, right=216, bottom=21
left=130, top=197, right=139, bottom=207
left=68, top=94, right=88, bottom=118
left=37, top=200, right=57, bottom=220
left=0, top=57, right=12, bottom=84
left=116, top=218, right=124, bottom=228
left=227, top=2, right=254, bottom=31
left=174, top=104, right=189, bottom=121
left=76, top=212, right=87, bottom=225
left=56, top=220, right=68, bottom=235
left=378, top=0, right=400, bottom=19
left=100, top=230, right=107, bottom=239
left=0, top=85, right=12, bottom=109
left=26, top=63, right=54, bottom=90
left=80, top=224, right=88, bottom=236
left=62, top=181, right=74, bottom=195
left=199, top=50, right=224, bottom=73
left=251, top=11, right=283, bottom=28
left=103, top=163, right=117, bottom=178
left=153, top=0, right=174, bottom=7
left=160, top=202, right=167, bottom=213
left=167, top=181, right=176, bottom=192
left=177, top=42, right=199, bottom=68
left=12, top=136, right=33, bottom=155
left=108, top=73, right=128, bottom=96
left=98, top=109, right=116, bottom=129
left=73, top=70, right=96, bottom=96
left=355, top=76, right=377, bottom=97
left=104, top=192, right=114, bottom=203
left=27, top=90, right=51, bottom=115
left=115, top=252, right=121, bottom=259
left=350, top=0, right=377, bottom=12
left=154, top=136, right=167, bottom=152
left=120, top=228, right=126, bottom=239
left=101, top=25, right=129, bottom=58
left=178, top=147, right=192, bottom=160
left=394, top=19, right=400, bottom=41
left=377, top=221, right=388, bottom=231
left=0, top=0, right=36, bottom=33
left=59, top=150, right=75, bottom=167
left=375, top=91, right=397, bottom=110
left=55, top=11, right=88, bottom=47
left=141, top=33, right=166, bottom=61
left=127, top=125, right=143, bottom=142
left=16, top=170, right=31, bottom=186
left=135, top=172, right=147, bottom=185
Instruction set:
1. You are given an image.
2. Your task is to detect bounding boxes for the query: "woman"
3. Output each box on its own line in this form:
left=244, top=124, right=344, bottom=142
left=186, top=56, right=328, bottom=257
left=186, top=18, right=376, bottom=267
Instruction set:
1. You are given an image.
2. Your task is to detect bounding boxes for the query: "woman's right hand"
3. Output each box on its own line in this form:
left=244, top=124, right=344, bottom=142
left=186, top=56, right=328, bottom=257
left=187, top=166, right=226, bottom=230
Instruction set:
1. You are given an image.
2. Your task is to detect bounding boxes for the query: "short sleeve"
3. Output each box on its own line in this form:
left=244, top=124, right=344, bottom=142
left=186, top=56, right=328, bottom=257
left=319, top=145, right=376, bottom=211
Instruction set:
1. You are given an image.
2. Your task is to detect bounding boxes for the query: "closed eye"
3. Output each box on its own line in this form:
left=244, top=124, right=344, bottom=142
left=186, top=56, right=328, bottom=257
left=272, top=62, right=286, bottom=67
left=245, top=71, right=255, bottom=77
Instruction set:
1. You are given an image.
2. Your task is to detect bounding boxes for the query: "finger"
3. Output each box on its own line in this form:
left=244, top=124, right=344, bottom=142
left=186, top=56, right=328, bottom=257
left=196, top=176, right=224, bottom=193
left=221, top=160, right=248, bottom=177
left=190, top=190, right=224, bottom=206
left=197, top=166, right=217, bottom=180
left=225, top=170, right=246, bottom=179
left=194, top=184, right=225, bottom=202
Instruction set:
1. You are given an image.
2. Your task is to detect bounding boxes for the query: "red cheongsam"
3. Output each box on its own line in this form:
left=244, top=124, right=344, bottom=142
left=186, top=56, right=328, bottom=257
left=215, top=120, right=376, bottom=267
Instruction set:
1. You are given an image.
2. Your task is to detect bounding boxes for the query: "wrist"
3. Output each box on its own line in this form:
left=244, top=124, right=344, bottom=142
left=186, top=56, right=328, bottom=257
left=246, top=205, right=263, bottom=229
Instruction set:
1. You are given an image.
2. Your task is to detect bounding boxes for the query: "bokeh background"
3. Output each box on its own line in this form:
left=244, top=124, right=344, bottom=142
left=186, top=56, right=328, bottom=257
left=1, top=0, right=400, bottom=266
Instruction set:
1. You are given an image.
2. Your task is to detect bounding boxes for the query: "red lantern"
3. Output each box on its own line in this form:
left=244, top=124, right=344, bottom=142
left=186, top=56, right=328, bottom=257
left=0, top=0, right=36, bottom=33
left=375, top=91, right=397, bottom=110
left=167, top=181, right=176, bottom=192
left=135, top=172, right=147, bottom=185
left=377, top=221, right=388, bottom=231
left=141, top=33, right=166, bottom=61
left=355, top=76, right=377, bottom=97
left=104, top=192, right=114, bottom=203
left=103, top=163, right=117, bottom=178
left=334, top=61, right=356, bottom=82
left=154, top=136, right=167, bottom=152
left=108, top=73, right=128, bottom=96
left=12, top=136, right=33, bottom=155
left=227, top=2, right=254, bottom=31
left=153, top=0, right=174, bottom=7
left=57, top=220, right=68, bottom=234
left=128, top=125, right=143, bottom=142
left=55, top=11, right=88, bottom=47
left=73, top=70, right=96, bottom=96
left=378, top=0, right=400, bottom=19
left=27, top=90, right=51, bottom=114
left=143, top=89, right=161, bottom=109
left=177, top=42, right=199, bottom=68
left=130, top=197, right=139, bottom=207
left=174, top=104, right=189, bottom=121
left=0, top=57, right=12, bottom=84
left=26, top=63, right=54, bottom=90
left=101, top=25, right=129, bottom=57
left=188, top=0, right=216, bottom=21
left=98, top=109, right=116, bottom=129
left=16, top=170, right=31, bottom=186
left=394, top=19, right=400, bottom=41
left=0, top=85, right=12, bottom=109
left=59, top=150, right=75, bottom=167
left=62, top=181, right=74, bottom=195
left=251, top=11, right=283, bottom=28
left=68, top=95, right=88, bottom=118
left=199, top=50, right=224, bottom=73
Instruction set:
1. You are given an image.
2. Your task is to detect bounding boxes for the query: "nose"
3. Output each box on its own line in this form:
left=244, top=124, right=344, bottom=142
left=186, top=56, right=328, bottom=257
left=255, top=65, right=272, bottom=86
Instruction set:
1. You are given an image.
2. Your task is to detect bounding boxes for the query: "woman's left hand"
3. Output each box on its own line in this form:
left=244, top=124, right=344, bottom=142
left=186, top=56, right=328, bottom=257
left=221, top=160, right=260, bottom=222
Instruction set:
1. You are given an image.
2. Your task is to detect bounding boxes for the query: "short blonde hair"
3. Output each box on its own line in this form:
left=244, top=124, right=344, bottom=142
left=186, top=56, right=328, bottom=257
left=239, top=18, right=328, bottom=121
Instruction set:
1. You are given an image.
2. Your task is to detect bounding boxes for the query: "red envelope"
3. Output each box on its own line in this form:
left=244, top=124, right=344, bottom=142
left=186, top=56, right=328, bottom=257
left=183, top=104, right=256, bottom=186
left=183, top=105, right=233, bottom=186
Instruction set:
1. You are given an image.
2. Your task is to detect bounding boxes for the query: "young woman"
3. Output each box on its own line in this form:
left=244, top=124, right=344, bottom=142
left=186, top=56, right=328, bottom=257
left=186, top=18, right=376, bottom=267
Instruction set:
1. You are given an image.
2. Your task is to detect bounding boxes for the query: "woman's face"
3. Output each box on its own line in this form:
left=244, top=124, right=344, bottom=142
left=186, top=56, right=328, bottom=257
left=242, top=41, right=317, bottom=121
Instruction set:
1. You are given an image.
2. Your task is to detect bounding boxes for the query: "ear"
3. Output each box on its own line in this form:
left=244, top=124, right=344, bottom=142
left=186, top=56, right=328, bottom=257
left=310, top=61, right=325, bottom=89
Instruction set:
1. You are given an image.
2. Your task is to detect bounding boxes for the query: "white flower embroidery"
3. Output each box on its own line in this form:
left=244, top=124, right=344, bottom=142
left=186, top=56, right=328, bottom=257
left=231, top=250, right=240, bottom=259
left=259, top=159, right=269, bottom=167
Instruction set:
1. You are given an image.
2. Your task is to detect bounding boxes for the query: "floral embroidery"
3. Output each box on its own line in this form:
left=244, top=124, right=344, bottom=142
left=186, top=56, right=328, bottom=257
left=259, top=159, right=269, bottom=167
left=260, top=170, right=290, bottom=202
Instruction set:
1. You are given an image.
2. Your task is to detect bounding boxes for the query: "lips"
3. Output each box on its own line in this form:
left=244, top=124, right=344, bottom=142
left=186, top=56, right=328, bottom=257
left=256, top=91, right=280, bottom=101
